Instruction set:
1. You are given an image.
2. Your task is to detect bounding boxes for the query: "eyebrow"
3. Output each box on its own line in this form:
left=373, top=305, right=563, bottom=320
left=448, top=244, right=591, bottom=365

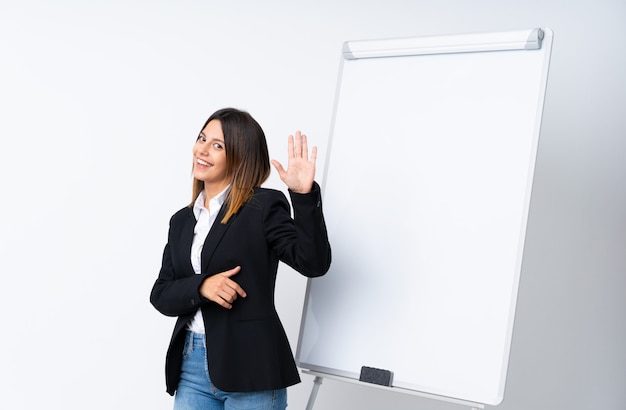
left=199, top=132, right=225, bottom=144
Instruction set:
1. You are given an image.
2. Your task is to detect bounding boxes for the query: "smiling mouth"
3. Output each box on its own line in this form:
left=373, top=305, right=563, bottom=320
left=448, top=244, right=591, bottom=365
left=197, top=158, right=211, bottom=167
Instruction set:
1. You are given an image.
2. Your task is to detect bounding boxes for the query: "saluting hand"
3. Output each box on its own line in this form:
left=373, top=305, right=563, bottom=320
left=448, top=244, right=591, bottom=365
left=271, top=131, right=317, bottom=194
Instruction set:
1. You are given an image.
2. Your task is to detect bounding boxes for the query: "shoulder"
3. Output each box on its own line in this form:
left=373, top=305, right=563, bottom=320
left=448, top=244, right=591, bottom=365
left=247, top=183, right=323, bottom=210
left=169, top=205, right=194, bottom=225
left=252, top=187, right=287, bottom=201
left=243, top=187, right=290, bottom=214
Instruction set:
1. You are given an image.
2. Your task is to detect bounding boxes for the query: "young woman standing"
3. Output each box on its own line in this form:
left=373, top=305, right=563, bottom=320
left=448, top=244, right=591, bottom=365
left=150, top=108, right=331, bottom=409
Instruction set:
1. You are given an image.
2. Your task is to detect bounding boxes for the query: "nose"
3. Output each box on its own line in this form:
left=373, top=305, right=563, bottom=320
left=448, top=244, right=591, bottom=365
left=195, top=143, right=208, bottom=157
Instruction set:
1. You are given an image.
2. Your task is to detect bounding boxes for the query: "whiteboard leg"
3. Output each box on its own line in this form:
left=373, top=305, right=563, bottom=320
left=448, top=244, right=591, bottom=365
left=305, top=376, right=324, bottom=410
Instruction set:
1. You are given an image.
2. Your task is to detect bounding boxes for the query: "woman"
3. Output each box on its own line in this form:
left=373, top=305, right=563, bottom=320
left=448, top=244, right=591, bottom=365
left=150, top=107, right=331, bottom=410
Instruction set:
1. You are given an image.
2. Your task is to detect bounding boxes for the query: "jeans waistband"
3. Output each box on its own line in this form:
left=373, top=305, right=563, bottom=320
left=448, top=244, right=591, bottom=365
left=185, top=330, right=206, bottom=346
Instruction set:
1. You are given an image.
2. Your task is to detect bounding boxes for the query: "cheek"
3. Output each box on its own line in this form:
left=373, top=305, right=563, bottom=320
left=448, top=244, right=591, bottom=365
left=217, top=151, right=228, bottom=166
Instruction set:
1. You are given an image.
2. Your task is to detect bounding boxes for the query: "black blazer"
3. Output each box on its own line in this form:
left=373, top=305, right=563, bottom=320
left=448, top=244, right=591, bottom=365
left=150, top=183, right=331, bottom=395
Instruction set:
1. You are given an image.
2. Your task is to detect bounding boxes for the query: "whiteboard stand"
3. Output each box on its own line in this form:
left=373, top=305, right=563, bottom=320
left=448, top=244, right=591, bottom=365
left=305, top=374, right=324, bottom=410
left=303, top=370, right=485, bottom=410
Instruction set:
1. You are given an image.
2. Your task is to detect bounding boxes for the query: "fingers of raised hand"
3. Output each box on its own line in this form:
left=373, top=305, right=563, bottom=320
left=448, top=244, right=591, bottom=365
left=310, top=145, right=318, bottom=164
left=289, top=131, right=309, bottom=160
left=270, top=159, right=286, bottom=176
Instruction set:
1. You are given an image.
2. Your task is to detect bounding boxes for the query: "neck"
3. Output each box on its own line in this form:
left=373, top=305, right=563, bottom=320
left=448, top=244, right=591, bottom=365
left=203, top=182, right=229, bottom=205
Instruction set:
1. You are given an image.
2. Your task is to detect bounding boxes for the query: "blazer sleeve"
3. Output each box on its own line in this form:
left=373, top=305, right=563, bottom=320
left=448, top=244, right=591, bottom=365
left=265, top=182, right=332, bottom=277
left=150, top=211, right=209, bottom=317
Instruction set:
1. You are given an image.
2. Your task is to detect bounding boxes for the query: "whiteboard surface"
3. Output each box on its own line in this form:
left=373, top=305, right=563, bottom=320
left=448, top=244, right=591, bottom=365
left=297, top=29, right=552, bottom=406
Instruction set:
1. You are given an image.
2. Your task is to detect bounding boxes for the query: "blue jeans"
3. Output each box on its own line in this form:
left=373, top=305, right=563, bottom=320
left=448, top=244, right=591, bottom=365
left=173, top=332, right=288, bottom=410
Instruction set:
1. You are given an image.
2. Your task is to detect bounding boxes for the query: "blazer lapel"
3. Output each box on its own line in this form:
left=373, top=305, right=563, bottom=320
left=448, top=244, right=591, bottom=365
left=200, top=206, right=234, bottom=274
left=179, top=209, right=197, bottom=275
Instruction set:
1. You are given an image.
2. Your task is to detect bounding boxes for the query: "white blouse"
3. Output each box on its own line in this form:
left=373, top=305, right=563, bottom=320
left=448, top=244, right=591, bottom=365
left=187, top=185, right=230, bottom=334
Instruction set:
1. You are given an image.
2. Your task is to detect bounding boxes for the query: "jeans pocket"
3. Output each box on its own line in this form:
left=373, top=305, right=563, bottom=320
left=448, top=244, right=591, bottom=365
left=182, top=333, right=192, bottom=360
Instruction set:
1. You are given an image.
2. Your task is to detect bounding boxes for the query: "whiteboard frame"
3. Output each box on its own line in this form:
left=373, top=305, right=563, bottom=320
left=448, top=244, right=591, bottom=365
left=296, top=28, right=553, bottom=407
left=302, top=370, right=485, bottom=409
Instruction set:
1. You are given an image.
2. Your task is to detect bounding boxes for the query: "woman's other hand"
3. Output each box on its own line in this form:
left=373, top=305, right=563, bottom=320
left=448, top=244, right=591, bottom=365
left=199, top=266, right=247, bottom=309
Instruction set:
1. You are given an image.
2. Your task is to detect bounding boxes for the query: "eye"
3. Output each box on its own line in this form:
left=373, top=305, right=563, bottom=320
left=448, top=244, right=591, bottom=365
left=213, top=142, right=224, bottom=150
left=197, top=135, right=207, bottom=143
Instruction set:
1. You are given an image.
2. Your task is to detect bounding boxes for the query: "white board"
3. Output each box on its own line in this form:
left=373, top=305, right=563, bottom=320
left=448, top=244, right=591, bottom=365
left=296, top=28, right=553, bottom=406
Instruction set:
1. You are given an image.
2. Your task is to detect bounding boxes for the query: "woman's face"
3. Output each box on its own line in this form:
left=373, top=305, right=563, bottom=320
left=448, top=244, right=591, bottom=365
left=193, top=119, right=230, bottom=191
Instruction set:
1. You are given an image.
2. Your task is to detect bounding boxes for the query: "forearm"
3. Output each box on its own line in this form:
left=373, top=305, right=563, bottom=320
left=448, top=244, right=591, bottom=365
left=288, top=182, right=332, bottom=276
left=150, top=271, right=207, bottom=317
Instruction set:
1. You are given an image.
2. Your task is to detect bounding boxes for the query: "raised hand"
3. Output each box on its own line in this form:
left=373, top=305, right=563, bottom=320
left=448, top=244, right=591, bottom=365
left=271, top=131, right=317, bottom=194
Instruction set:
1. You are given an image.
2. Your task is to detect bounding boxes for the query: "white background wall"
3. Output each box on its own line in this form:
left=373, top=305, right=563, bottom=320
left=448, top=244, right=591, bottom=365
left=0, top=1, right=624, bottom=409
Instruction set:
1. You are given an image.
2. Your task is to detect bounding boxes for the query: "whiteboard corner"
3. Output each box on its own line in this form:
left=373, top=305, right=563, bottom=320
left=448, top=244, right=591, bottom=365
left=342, top=41, right=356, bottom=60
left=491, top=393, right=505, bottom=406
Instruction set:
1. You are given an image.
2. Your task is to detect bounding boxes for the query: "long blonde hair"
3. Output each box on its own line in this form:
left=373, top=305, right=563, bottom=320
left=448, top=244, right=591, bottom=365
left=191, top=108, right=270, bottom=223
